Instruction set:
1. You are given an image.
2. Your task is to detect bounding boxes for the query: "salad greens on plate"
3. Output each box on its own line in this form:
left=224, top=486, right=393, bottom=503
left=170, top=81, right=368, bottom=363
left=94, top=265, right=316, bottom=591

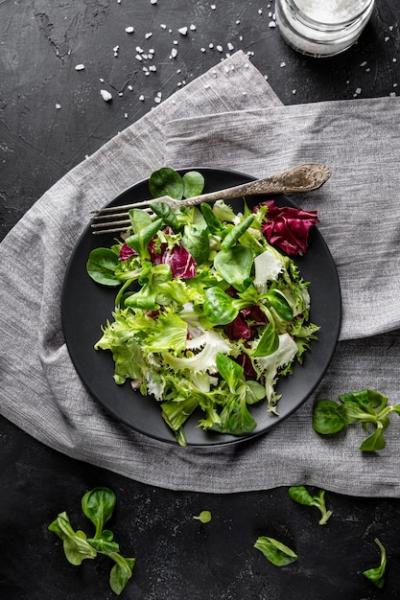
left=87, top=167, right=319, bottom=446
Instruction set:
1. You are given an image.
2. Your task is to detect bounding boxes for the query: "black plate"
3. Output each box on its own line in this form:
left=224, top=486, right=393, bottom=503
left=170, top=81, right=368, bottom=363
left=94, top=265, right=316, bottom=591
left=62, top=168, right=341, bottom=446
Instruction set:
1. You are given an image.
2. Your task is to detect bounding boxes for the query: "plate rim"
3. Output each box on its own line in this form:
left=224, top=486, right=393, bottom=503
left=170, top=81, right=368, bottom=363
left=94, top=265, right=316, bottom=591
left=61, top=166, right=342, bottom=447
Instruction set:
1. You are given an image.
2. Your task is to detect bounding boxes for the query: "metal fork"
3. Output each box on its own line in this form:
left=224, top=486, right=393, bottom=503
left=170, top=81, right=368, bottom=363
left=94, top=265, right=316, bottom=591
left=91, top=164, right=330, bottom=234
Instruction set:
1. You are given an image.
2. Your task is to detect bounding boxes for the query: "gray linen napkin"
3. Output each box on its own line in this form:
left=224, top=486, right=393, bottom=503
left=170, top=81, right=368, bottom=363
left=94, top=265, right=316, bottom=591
left=1, top=51, right=399, bottom=497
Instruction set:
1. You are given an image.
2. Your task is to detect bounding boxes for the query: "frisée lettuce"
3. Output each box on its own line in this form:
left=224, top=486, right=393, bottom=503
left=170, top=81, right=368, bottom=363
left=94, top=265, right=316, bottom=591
left=87, top=168, right=319, bottom=445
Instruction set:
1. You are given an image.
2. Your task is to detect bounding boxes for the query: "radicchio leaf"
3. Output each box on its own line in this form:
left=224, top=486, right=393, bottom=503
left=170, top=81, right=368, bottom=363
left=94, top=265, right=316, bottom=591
left=240, top=305, right=267, bottom=325
left=162, top=245, right=197, bottom=279
left=119, top=244, right=138, bottom=261
left=225, top=315, right=253, bottom=340
left=258, top=200, right=319, bottom=256
left=235, top=352, right=257, bottom=379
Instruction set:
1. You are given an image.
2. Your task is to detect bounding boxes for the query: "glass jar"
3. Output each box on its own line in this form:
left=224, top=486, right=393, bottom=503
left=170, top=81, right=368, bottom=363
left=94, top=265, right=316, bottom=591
left=275, top=0, right=375, bottom=58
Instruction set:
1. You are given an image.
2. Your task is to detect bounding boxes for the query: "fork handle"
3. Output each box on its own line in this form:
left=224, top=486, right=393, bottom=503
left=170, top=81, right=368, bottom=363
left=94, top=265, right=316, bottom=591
left=179, top=164, right=330, bottom=208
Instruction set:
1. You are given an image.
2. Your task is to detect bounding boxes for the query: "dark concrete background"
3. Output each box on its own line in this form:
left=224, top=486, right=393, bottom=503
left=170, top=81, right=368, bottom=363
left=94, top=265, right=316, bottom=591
left=1, top=1, right=400, bottom=598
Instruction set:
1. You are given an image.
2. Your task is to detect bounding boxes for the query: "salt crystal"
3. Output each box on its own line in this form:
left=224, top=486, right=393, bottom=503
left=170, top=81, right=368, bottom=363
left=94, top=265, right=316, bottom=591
left=365, top=67, right=371, bottom=72
left=258, top=8, right=263, bottom=14
left=179, top=26, right=188, bottom=35
left=239, top=35, right=243, bottom=41
left=393, top=58, right=397, bottom=62
left=355, top=87, right=361, bottom=94
left=280, top=61, right=286, bottom=67
left=292, top=89, right=296, bottom=94
left=125, top=26, right=134, bottom=34
left=190, top=24, right=196, bottom=31
left=227, top=42, right=234, bottom=51
left=268, top=21, right=276, bottom=28
left=145, top=32, right=153, bottom=39
left=177, top=82, right=182, bottom=87
left=236, top=19, right=240, bottom=25
left=170, top=48, right=178, bottom=58
left=264, top=74, right=268, bottom=80
left=99, top=77, right=104, bottom=82
left=150, top=0, right=157, bottom=4
left=242, top=91, right=247, bottom=96
left=113, top=45, right=119, bottom=52
left=128, top=84, right=133, bottom=90
left=75, top=64, right=85, bottom=71
left=55, top=103, right=61, bottom=109
left=160, top=24, right=167, bottom=29
left=144, top=72, right=150, bottom=76
left=211, top=4, right=216, bottom=9
left=394, top=83, right=398, bottom=88
left=176, top=68, right=181, bottom=73
left=173, top=40, right=178, bottom=45
left=216, top=45, right=223, bottom=52
left=209, top=43, right=214, bottom=49
left=135, top=54, right=143, bottom=61
left=139, top=95, right=145, bottom=101
left=360, top=61, right=367, bottom=67
left=157, top=91, right=162, bottom=97
left=149, top=48, right=155, bottom=54
left=100, top=89, right=113, bottom=102
left=200, top=47, right=206, bottom=52
left=385, top=36, right=390, bottom=42
left=389, top=25, right=394, bottom=31
left=390, top=91, right=396, bottom=97
left=118, top=92, right=123, bottom=96
left=124, top=113, right=128, bottom=118
left=154, top=97, right=161, bottom=103
left=149, top=65, right=157, bottom=72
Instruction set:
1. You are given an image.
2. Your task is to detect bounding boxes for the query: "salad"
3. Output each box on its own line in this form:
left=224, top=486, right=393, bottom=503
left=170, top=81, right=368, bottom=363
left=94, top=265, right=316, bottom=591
left=87, top=168, right=319, bottom=446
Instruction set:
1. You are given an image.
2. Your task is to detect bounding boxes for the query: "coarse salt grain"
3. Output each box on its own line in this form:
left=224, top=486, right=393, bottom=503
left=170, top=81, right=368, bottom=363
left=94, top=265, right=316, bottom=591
left=139, top=95, right=145, bottom=101
left=201, top=47, right=206, bottom=52
left=135, top=54, right=143, bottom=61
left=355, top=87, right=361, bottom=94
left=216, top=45, right=223, bottom=52
left=150, top=0, right=157, bottom=4
left=280, top=61, right=286, bottom=67
left=268, top=21, right=276, bottom=28
left=75, top=64, right=85, bottom=71
left=55, top=103, right=61, bottom=109
left=100, top=89, right=113, bottom=102
left=154, top=97, right=161, bottom=103
left=170, top=48, right=178, bottom=58
left=160, top=24, right=167, bottom=29
left=258, top=8, right=263, bottom=14
left=145, top=32, right=153, bottom=39
left=124, top=113, right=128, bottom=118
left=190, top=24, right=196, bottom=31
left=211, top=3, right=216, bottom=8
left=149, top=65, right=157, bottom=71
left=179, top=26, right=188, bottom=35
left=360, top=61, right=367, bottom=67
left=125, top=26, right=134, bottom=34
left=209, top=42, right=214, bottom=49
left=128, top=84, right=133, bottom=90
left=227, top=42, right=234, bottom=51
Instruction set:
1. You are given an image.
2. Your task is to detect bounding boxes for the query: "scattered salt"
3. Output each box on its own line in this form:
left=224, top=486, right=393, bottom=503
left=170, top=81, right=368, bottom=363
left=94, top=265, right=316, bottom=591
left=280, top=61, right=286, bottom=67
left=179, top=26, right=188, bottom=36
left=125, top=26, right=134, bottom=34
left=149, top=65, right=157, bottom=71
left=360, top=61, right=367, bottom=67
left=236, top=19, right=240, bottom=25
left=216, top=45, right=223, bottom=52
left=258, top=8, right=263, bottom=15
left=209, top=42, right=214, bottom=49
left=139, top=94, right=145, bottom=101
left=55, top=103, right=61, bottom=109
left=190, top=24, right=196, bottom=31
left=100, top=89, right=113, bottom=102
left=355, top=87, right=361, bottom=94
left=124, top=113, right=128, bottom=118
left=292, top=89, right=296, bottom=94
left=390, top=91, right=396, bottom=97
left=268, top=21, right=276, bottom=28
left=154, top=96, right=161, bottom=103
left=385, top=36, right=390, bottom=42
left=160, top=24, right=167, bottom=29
left=75, top=64, right=85, bottom=71
left=170, top=48, right=178, bottom=58
left=128, top=84, right=133, bottom=91
left=145, top=32, right=153, bottom=39
left=201, top=47, right=206, bottom=52
left=227, top=42, right=234, bottom=51
left=135, top=54, right=143, bottom=61
left=150, top=0, right=157, bottom=4
left=211, top=4, right=216, bottom=9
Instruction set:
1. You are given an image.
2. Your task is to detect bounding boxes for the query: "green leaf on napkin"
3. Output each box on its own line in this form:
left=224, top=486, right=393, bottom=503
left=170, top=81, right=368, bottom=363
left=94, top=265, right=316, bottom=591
left=313, top=389, right=400, bottom=452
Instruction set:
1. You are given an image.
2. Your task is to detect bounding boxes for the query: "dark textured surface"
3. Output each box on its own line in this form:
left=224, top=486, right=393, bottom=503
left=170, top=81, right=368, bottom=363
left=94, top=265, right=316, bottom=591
left=1, top=0, right=400, bottom=598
